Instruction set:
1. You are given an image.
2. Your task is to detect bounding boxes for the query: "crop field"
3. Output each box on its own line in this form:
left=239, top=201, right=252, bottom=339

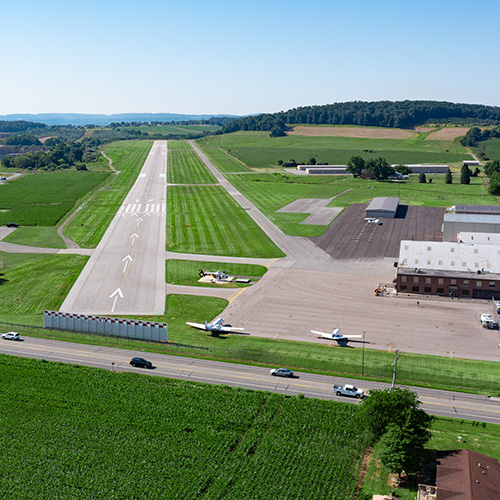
left=65, top=140, right=152, bottom=248
left=0, top=355, right=366, bottom=500
left=287, top=124, right=416, bottom=139
left=196, top=141, right=251, bottom=172
left=202, top=131, right=471, bottom=168
left=226, top=172, right=493, bottom=237
left=0, top=171, right=109, bottom=226
left=167, top=185, right=284, bottom=258
left=0, top=251, right=88, bottom=325
left=166, top=259, right=267, bottom=287
left=167, top=140, right=217, bottom=184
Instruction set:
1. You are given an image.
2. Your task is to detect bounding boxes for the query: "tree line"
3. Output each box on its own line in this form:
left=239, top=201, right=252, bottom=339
left=460, top=126, right=500, bottom=146
left=1, top=141, right=85, bottom=171
left=220, top=100, right=500, bottom=135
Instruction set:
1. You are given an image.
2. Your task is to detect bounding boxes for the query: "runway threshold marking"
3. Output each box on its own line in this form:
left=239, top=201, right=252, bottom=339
left=228, top=287, right=246, bottom=304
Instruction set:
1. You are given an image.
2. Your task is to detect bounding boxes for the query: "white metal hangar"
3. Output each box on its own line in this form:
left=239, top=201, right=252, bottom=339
left=365, top=197, right=399, bottom=218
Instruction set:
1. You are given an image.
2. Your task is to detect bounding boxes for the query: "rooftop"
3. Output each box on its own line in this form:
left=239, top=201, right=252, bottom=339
left=398, top=240, right=500, bottom=273
left=444, top=213, right=500, bottom=224
left=367, top=197, right=399, bottom=212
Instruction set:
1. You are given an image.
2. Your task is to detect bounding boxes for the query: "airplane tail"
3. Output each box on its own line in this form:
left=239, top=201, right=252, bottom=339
left=205, top=320, right=211, bottom=330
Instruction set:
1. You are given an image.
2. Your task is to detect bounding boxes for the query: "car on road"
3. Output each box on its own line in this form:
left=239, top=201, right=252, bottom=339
left=130, top=357, right=153, bottom=368
left=333, top=384, right=365, bottom=398
left=270, top=367, right=294, bottom=378
left=1, top=332, right=20, bottom=341
left=6, top=222, right=19, bottom=228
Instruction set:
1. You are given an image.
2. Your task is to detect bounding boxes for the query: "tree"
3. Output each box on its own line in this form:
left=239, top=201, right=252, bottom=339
left=366, top=157, right=394, bottom=181
left=418, top=172, right=427, bottom=183
left=346, top=155, right=365, bottom=178
left=270, top=125, right=286, bottom=137
left=378, top=408, right=432, bottom=475
left=460, top=164, right=471, bottom=184
left=395, top=165, right=411, bottom=175
left=445, top=169, right=452, bottom=184
left=484, top=160, right=500, bottom=178
left=473, top=167, right=481, bottom=177
left=488, top=172, right=500, bottom=196
left=308, top=157, right=317, bottom=165
left=356, top=387, right=433, bottom=441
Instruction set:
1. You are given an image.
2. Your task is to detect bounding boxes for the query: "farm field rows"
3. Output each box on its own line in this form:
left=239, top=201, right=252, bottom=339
left=201, top=130, right=472, bottom=168
left=0, top=251, right=88, bottom=326
left=64, top=140, right=152, bottom=248
left=0, top=355, right=365, bottom=500
left=0, top=171, right=109, bottom=227
left=166, top=259, right=267, bottom=287
left=167, top=140, right=217, bottom=184
left=166, top=185, right=284, bottom=258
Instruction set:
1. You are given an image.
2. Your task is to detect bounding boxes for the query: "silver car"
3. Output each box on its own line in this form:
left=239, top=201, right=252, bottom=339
left=1, top=332, right=20, bottom=341
left=270, top=367, right=294, bottom=378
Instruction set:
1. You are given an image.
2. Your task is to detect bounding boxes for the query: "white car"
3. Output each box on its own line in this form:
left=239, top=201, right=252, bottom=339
left=480, top=314, right=494, bottom=328
left=1, top=332, right=20, bottom=341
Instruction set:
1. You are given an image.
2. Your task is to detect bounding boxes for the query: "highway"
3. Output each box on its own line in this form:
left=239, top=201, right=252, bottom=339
left=2, top=336, right=499, bottom=425
left=60, top=140, right=167, bottom=315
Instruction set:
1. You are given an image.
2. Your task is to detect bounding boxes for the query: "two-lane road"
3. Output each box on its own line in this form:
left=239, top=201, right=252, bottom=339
left=2, top=336, right=500, bottom=424
left=61, top=140, right=167, bottom=315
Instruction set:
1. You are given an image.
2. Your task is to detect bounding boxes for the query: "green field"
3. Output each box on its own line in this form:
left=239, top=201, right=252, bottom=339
left=197, top=142, right=252, bottom=172
left=126, top=124, right=221, bottom=135
left=167, top=140, right=217, bottom=184
left=0, top=171, right=109, bottom=226
left=2, top=226, right=65, bottom=249
left=166, top=259, right=267, bottom=287
left=200, top=131, right=472, bottom=168
left=0, top=355, right=365, bottom=500
left=476, top=138, right=500, bottom=161
left=0, top=252, right=88, bottom=325
left=64, top=140, right=152, bottom=247
left=167, top=185, right=284, bottom=258
left=226, top=172, right=493, bottom=237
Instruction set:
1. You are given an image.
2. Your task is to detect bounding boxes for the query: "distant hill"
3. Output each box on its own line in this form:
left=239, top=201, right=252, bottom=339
left=0, top=113, right=240, bottom=127
left=221, top=100, right=500, bottom=135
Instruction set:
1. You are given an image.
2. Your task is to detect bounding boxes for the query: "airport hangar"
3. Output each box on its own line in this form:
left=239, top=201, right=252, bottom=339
left=396, top=205, right=500, bottom=299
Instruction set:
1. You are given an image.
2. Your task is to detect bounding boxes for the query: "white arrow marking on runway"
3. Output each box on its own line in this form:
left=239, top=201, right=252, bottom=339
left=144, top=213, right=151, bottom=217
left=110, top=287, right=124, bottom=313
left=147, top=199, right=154, bottom=203
left=129, top=233, right=139, bottom=245
left=122, top=255, right=133, bottom=273
left=136, top=218, right=143, bottom=227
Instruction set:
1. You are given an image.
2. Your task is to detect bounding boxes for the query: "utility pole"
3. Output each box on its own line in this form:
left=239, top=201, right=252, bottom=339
left=391, top=350, right=400, bottom=389
left=362, top=331, right=366, bottom=377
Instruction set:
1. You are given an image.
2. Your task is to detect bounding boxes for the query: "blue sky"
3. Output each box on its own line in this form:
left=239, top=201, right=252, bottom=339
left=2, top=0, right=500, bottom=115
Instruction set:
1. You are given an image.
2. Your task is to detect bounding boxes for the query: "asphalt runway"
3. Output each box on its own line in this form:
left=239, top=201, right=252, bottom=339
left=60, top=140, right=167, bottom=315
left=2, top=336, right=499, bottom=424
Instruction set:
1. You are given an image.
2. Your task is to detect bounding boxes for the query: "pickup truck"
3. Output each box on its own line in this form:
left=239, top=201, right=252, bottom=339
left=333, top=384, right=365, bottom=399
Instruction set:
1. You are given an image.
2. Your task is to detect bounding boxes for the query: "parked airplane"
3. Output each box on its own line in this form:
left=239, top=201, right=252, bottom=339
left=199, top=269, right=228, bottom=280
left=310, top=327, right=362, bottom=344
left=186, top=317, right=244, bottom=333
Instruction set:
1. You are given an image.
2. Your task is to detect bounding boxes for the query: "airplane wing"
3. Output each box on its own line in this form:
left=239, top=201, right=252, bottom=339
left=219, top=325, right=245, bottom=332
left=310, top=330, right=331, bottom=338
left=186, top=322, right=208, bottom=331
left=339, top=334, right=363, bottom=339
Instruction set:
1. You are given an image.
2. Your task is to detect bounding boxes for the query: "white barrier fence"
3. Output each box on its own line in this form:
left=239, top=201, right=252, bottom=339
left=44, top=310, right=167, bottom=342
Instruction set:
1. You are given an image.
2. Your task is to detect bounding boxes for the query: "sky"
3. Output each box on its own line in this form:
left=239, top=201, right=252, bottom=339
left=2, top=0, right=500, bottom=116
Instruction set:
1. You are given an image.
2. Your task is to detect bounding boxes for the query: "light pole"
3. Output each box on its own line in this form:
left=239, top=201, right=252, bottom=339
left=391, top=350, right=400, bottom=389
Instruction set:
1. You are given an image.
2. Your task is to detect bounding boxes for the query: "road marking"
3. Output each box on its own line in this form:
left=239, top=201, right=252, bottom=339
left=110, top=287, right=124, bottom=313
left=139, top=174, right=146, bottom=178
left=228, top=287, right=246, bottom=304
left=274, top=332, right=280, bottom=339
left=122, top=255, right=133, bottom=273
left=130, top=233, right=139, bottom=245
left=388, top=345, right=392, bottom=352
left=159, top=173, right=165, bottom=178
left=450, top=351, right=453, bottom=358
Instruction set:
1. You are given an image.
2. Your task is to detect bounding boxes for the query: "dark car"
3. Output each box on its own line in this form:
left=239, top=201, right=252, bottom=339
left=6, top=222, right=19, bottom=228
left=130, top=357, right=152, bottom=368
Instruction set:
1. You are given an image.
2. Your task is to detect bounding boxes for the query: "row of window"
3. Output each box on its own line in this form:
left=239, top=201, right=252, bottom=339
left=399, top=285, right=471, bottom=296
left=399, top=276, right=497, bottom=288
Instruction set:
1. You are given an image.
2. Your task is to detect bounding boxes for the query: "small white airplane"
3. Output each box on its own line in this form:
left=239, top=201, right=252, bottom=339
left=186, top=317, right=244, bottom=333
left=310, top=327, right=362, bottom=344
